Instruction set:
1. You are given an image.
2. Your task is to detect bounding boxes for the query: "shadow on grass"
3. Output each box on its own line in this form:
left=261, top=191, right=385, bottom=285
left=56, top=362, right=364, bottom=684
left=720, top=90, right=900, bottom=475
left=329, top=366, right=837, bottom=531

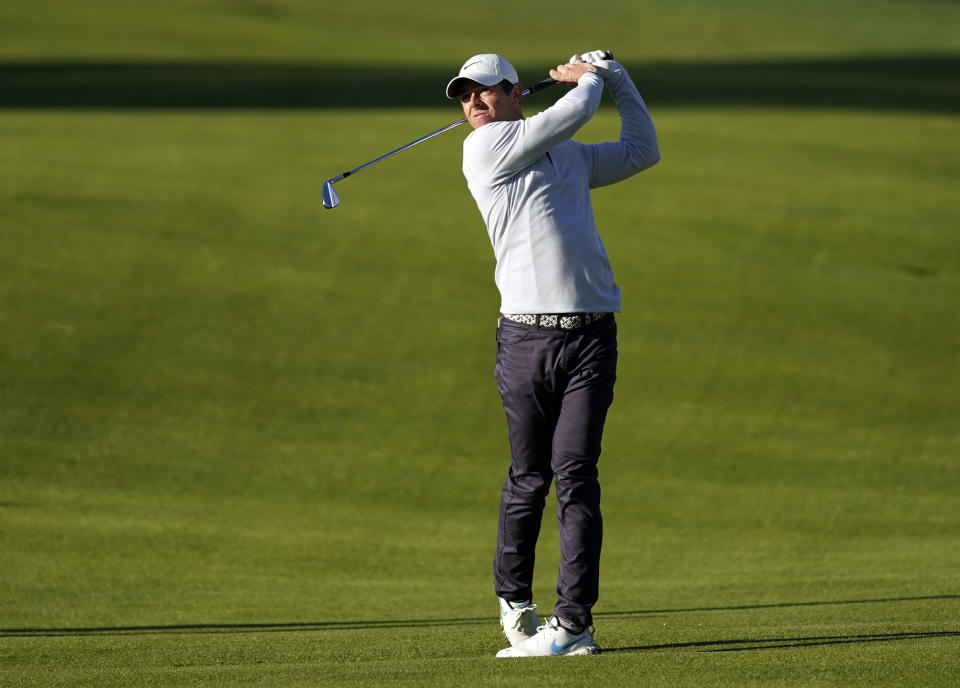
left=1, top=54, right=958, bottom=112
left=606, top=630, right=960, bottom=653
left=3, top=593, right=957, bottom=639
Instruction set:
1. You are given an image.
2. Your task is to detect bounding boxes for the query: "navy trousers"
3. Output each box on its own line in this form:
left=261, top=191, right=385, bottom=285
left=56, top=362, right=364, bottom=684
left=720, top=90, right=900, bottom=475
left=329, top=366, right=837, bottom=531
left=493, top=314, right=618, bottom=628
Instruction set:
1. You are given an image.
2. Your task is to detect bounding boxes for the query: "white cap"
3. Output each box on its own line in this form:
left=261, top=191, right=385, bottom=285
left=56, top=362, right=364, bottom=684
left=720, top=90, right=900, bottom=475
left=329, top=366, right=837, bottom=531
left=445, top=54, right=519, bottom=99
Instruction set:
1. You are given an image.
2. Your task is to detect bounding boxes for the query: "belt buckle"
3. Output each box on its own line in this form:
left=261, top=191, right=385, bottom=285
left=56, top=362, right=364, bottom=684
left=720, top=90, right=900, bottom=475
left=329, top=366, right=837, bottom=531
left=537, top=315, right=558, bottom=328
left=558, top=314, right=583, bottom=330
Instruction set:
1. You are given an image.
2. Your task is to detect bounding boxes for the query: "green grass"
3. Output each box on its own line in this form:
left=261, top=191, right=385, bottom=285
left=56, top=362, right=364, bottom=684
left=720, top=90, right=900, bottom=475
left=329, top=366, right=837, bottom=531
left=3, top=0, right=960, bottom=62
left=3, top=1, right=960, bottom=685
left=2, top=105, right=957, bottom=686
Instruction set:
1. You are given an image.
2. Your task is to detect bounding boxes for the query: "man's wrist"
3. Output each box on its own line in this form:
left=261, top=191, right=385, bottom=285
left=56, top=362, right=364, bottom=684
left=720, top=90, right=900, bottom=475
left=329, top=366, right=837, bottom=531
left=549, top=62, right=598, bottom=84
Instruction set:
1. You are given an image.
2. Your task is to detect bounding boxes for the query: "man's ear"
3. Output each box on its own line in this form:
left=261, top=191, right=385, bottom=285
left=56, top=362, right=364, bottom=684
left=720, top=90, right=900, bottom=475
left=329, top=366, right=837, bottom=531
left=511, top=82, right=524, bottom=101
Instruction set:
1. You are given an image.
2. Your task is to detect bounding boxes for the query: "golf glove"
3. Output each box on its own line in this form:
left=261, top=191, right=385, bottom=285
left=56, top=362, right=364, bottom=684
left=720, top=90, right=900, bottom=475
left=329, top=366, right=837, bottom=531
left=569, top=50, right=621, bottom=79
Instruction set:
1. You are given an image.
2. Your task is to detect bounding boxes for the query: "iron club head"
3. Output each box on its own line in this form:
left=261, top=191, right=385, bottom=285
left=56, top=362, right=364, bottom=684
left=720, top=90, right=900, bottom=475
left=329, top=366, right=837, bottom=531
left=321, top=180, right=340, bottom=209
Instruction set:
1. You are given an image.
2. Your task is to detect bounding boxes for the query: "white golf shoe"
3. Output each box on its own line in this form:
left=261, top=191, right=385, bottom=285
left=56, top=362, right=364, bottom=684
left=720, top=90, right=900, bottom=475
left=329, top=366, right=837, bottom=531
left=498, top=597, right=540, bottom=647
left=496, top=616, right=600, bottom=657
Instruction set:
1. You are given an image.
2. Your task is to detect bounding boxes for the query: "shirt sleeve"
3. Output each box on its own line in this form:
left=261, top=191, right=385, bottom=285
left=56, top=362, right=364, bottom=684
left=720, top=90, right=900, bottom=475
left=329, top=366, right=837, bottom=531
left=463, top=73, right=605, bottom=185
left=584, top=65, right=661, bottom=188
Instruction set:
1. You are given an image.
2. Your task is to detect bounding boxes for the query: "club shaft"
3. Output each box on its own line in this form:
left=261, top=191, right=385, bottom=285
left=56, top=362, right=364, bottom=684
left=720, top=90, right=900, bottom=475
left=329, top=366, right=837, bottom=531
left=326, top=78, right=557, bottom=184
left=329, top=117, right=467, bottom=183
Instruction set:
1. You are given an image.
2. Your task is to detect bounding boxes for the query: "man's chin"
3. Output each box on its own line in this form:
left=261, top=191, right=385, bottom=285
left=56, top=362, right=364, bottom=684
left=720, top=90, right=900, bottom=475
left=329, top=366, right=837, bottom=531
left=470, top=112, right=493, bottom=128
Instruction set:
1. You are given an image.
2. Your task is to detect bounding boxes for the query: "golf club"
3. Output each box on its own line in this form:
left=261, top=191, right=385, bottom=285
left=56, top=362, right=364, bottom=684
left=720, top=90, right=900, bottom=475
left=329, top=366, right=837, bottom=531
left=321, top=52, right=613, bottom=210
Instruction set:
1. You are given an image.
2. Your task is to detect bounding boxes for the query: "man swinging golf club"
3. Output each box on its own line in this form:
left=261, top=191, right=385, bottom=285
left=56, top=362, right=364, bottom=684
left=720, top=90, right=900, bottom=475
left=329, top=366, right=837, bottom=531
left=445, top=50, right=660, bottom=657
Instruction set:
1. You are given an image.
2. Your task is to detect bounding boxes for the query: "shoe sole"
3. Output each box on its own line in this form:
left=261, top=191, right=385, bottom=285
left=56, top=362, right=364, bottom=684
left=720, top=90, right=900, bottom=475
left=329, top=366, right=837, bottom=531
left=496, top=645, right=601, bottom=658
left=567, top=645, right=601, bottom=656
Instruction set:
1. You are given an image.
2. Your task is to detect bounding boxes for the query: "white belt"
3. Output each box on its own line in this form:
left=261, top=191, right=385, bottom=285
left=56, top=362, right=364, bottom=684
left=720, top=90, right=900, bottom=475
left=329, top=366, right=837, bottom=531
left=502, top=312, right=609, bottom=330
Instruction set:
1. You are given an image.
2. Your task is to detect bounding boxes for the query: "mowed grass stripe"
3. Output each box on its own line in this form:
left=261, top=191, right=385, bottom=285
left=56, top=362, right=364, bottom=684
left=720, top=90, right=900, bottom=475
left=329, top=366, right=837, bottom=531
left=2, top=101, right=958, bottom=686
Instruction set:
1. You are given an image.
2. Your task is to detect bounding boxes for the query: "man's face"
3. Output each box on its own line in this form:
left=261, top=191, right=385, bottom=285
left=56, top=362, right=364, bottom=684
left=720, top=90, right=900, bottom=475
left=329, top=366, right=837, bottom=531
left=458, top=81, right=523, bottom=129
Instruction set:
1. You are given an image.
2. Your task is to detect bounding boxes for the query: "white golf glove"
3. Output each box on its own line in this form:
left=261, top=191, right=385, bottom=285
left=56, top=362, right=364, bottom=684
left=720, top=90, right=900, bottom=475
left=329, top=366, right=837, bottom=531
left=568, top=49, right=621, bottom=79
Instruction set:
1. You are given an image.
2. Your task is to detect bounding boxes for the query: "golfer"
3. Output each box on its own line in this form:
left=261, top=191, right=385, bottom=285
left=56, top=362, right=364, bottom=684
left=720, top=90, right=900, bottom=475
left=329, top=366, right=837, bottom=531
left=445, top=50, right=660, bottom=657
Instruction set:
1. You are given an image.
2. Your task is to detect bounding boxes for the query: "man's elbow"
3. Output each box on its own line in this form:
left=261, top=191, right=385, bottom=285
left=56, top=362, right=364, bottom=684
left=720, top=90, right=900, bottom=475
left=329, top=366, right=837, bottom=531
left=628, top=142, right=660, bottom=173
left=644, top=146, right=661, bottom=169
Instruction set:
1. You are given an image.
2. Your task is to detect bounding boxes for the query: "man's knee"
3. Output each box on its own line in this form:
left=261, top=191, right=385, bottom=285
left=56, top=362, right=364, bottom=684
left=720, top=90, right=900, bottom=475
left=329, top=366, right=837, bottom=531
left=504, top=468, right=553, bottom=502
left=553, top=470, right=601, bottom=506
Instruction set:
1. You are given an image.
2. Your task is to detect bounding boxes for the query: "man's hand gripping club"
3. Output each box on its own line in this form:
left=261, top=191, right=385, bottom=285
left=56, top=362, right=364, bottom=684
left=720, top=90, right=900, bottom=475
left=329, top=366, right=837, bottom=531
left=553, top=49, right=622, bottom=84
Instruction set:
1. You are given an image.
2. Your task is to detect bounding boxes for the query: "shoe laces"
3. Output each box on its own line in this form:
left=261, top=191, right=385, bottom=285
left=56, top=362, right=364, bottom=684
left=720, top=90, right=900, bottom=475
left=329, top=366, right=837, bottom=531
left=533, top=617, right=559, bottom=635
left=506, top=603, right=537, bottom=631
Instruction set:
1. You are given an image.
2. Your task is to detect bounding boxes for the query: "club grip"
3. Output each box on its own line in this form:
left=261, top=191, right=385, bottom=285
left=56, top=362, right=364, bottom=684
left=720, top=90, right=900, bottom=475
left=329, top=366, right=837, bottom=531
left=523, top=50, right=615, bottom=96
left=525, top=78, right=558, bottom=95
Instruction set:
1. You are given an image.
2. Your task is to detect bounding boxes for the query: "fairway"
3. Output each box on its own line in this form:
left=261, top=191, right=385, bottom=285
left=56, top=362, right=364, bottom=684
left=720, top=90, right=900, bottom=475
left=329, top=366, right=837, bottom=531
left=2, top=1, right=960, bottom=686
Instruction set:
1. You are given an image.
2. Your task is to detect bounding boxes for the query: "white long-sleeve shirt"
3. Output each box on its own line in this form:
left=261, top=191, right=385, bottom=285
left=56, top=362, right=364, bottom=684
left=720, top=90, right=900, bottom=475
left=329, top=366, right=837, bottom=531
left=462, top=69, right=660, bottom=314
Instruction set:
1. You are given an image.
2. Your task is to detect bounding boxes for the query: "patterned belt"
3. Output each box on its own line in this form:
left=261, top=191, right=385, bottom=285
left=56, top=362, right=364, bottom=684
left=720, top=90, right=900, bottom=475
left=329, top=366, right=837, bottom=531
left=502, top=312, right=609, bottom=330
